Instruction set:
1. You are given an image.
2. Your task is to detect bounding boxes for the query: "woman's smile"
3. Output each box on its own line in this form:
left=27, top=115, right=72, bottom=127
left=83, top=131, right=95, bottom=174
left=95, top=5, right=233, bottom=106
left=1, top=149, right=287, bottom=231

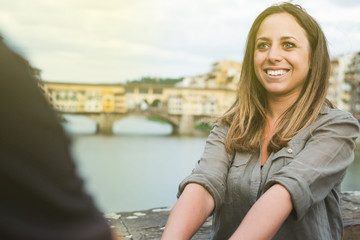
left=264, top=68, right=290, bottom=79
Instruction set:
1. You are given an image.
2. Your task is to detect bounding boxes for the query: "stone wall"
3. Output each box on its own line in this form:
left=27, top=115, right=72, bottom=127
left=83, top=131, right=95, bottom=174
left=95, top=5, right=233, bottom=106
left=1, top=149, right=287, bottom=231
left=107, top=191, right=360, bottom=239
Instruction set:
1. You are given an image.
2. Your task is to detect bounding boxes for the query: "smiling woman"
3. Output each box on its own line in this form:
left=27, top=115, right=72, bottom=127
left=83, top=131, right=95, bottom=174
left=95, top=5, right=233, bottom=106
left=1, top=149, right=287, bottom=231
left=161, top=3, right=360, bottom=240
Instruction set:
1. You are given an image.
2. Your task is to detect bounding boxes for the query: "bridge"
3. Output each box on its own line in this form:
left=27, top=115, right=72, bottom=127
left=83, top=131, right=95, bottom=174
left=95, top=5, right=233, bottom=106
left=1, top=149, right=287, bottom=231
left=41, top=82, right=236, bottom=135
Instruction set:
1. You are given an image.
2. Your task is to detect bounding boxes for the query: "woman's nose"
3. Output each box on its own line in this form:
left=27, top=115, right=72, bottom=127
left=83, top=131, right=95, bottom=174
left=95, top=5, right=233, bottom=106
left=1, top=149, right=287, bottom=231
left=267, top=46, right=283, bottom=62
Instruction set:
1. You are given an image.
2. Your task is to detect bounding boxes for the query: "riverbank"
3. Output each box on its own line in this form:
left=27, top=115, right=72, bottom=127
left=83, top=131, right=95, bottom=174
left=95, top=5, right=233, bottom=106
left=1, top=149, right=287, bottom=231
left=106, top=191, right=360, bottom=240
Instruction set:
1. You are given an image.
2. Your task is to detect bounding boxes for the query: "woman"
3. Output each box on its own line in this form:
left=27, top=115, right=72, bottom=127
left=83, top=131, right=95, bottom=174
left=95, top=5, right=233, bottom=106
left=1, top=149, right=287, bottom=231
left=161, top=2, right=359, bottom=240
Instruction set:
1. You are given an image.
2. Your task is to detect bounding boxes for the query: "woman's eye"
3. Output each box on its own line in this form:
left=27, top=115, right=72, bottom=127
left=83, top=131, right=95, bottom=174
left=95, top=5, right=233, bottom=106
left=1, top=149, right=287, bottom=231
left=283, top=42, right=295, bottom=49
left=256, top=42, right=269, bottom=50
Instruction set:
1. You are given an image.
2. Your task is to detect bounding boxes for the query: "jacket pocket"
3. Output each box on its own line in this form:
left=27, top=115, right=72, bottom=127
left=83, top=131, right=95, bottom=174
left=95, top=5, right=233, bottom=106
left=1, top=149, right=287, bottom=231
left=231, top=152, right=252, bottom=167
left=271, top=139, right=306, bottom=164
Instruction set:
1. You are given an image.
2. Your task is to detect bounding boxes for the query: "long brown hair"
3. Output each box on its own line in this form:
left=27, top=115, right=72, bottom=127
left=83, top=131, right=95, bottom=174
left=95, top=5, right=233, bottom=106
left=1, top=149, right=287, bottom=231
left=219, top=2, right=333, bottom=153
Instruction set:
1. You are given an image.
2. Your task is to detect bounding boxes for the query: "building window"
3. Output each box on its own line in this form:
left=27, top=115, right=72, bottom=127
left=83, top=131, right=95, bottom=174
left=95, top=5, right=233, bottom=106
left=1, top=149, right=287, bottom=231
left=125, top=88, right=134, bottom=93
left=139, top=88, right=148, bottom=94
left=153, top=88, right=162, bottom=94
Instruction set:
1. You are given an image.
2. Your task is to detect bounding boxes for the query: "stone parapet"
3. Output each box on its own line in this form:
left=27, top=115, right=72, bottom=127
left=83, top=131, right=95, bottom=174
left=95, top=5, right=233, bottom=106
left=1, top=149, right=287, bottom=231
left=341, top=191, right=360, bottom=240
left=107, top=191, right=360, bottom=240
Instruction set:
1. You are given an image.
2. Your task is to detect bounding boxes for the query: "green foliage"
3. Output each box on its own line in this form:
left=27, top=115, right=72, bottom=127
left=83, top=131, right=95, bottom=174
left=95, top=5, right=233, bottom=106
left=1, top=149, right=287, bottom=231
left=355, top=143, right=360, bottom=162
left=147, top=117, right=169, bottom=124
left=195, top=122, right=213, bottom=131
left=127, top=77, right=183, bottom=85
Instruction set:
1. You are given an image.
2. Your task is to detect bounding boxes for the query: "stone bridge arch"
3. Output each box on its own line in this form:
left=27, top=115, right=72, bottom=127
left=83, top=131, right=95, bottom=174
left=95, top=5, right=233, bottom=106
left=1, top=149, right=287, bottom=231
left=141, top=111, right=180, bottom=134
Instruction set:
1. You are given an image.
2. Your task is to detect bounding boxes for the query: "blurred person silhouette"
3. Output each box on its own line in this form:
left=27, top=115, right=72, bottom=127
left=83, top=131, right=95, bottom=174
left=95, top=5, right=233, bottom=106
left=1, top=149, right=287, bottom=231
left=162, top=2, right=359, bottom=240
left=0, top=36, right=120, bottom=240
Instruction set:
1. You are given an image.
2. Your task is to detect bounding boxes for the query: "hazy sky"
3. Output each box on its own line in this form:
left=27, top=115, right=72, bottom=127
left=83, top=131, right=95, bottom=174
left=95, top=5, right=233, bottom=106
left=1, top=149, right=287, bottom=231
left=1, top=0, right=359, bottom=84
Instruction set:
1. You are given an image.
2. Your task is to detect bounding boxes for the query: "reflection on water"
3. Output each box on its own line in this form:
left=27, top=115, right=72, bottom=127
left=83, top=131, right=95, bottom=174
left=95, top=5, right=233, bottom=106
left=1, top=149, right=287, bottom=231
left=62, top=115, right=360, bottom=212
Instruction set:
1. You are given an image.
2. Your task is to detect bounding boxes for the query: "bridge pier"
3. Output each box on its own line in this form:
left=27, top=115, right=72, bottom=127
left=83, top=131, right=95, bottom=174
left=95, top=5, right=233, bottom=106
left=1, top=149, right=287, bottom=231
left=88, top=113, right=125, bottom=135
left=96, top=113, right=113, bottom=135
left=178, top=115, right=195, bottom=135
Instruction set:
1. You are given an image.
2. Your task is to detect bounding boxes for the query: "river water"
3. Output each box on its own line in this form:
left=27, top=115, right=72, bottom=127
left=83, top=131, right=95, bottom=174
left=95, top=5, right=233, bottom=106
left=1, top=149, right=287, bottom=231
left=63, top=115, right=360, bottom=213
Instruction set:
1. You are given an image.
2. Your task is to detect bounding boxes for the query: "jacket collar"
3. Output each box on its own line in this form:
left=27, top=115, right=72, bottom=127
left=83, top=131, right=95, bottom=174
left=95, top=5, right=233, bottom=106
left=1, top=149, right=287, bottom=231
left=320, top=105, right=330, bottom=115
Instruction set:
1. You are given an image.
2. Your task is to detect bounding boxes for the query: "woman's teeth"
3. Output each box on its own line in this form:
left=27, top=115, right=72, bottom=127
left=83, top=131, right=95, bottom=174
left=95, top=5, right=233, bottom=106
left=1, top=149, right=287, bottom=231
left=267, top=70, right=287, bottom=76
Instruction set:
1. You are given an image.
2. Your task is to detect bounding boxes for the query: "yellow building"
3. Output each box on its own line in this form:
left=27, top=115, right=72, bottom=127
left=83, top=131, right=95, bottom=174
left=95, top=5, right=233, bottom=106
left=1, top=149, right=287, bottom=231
left=43, top=82, right=127, bottom=113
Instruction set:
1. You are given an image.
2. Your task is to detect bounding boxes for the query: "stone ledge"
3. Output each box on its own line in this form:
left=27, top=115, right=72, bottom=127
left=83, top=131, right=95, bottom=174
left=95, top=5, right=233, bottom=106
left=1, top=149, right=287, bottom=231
left=107, top=191, right=360, bottom=240
left=341, top=191, right=360, bottom=240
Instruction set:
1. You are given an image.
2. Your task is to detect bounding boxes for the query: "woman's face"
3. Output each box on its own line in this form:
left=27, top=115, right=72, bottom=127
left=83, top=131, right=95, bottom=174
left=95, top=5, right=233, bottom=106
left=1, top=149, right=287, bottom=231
left=254, top=13, right=311, bottom=100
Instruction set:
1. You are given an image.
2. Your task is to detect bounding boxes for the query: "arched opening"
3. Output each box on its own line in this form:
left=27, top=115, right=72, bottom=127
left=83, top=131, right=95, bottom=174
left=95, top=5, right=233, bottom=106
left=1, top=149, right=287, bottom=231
left=61, top=114, right=97, bottom=135
left=151, top=99, right=162, bottom=111
left=139, top=99, right=149, bottom=111
left=112, top=115, right=172, bottom=135
left=127, top=98, right=136, bottom=111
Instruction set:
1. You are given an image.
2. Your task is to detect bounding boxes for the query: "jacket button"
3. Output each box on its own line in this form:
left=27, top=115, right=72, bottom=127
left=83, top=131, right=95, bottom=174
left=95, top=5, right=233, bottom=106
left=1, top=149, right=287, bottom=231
left=287, top=148, right=293, bottom=154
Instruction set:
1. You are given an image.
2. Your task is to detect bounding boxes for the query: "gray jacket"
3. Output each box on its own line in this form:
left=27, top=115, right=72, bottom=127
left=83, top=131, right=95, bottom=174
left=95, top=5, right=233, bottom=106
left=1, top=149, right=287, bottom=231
left=178, top=107, right=359, bottom=240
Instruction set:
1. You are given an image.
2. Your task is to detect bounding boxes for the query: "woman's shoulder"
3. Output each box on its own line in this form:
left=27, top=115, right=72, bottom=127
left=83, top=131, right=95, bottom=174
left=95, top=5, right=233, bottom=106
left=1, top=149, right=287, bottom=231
left=293, top=106, right=360, bottom=144
left=320, top=106, right=359, bottom=124
left=213, top=121, right=231, bottom=133
left=310, top=106, right=360, bottom=136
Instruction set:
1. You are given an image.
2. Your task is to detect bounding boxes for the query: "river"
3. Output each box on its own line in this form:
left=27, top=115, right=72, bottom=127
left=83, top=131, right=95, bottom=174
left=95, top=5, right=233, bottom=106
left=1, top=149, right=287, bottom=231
left=63, top=115, right=360, bottom=213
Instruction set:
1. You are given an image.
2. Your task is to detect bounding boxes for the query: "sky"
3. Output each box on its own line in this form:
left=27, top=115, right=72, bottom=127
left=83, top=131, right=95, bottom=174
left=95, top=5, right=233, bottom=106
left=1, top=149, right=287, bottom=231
left=0, top=0, right=360, bottom=84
